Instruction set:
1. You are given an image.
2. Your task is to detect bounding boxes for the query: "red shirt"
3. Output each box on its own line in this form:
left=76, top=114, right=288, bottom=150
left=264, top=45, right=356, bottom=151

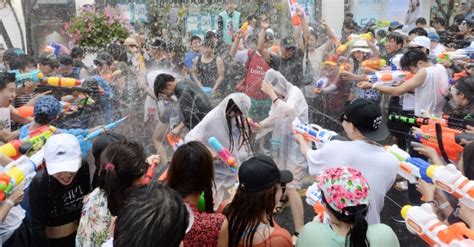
left=240, top=50, right=271, bottom=100
left=184, top=204, right=225, bottom=247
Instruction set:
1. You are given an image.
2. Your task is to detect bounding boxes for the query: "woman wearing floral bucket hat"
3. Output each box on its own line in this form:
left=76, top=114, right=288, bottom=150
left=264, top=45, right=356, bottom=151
left=297, top=167, right=399, bottom=247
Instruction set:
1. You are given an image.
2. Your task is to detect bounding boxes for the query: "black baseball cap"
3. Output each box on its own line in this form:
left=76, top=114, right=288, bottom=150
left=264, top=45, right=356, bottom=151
left=281, top=36, right=297, bottom=49
left=343, top=98, right=389, bottom=141
left=238, top=155, right=293, bottom=192
left=150, top=39, right=167, bottom=49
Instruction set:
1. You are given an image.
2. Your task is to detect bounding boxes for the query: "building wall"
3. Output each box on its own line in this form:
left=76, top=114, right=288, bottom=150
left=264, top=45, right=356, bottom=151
left=0, top=0, right=27, bottom=51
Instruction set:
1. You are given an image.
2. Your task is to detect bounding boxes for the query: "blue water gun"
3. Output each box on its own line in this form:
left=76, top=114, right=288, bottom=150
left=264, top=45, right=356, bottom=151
left=83, top=116, right=129, bottom=141
left=9, top=69, right=43, bottom=84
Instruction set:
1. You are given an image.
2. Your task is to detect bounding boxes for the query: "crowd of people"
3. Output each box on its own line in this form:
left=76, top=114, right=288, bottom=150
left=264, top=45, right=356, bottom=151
left=0, top=0, right=473, bottom=246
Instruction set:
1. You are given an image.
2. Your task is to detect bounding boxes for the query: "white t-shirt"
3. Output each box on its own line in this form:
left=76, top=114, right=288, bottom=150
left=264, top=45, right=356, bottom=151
left=414, top=64, right=449, bottom=116
left=430, top=43, right=446, bottom=57
left=306, top=140, right=398, bottom=224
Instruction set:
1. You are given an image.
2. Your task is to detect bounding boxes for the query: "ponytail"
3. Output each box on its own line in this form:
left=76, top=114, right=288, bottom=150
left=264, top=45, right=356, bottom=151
left=104, top=163, right=124, bottom=216
left=347, top=213, right=369, bottom=247
left=101, top=142, right=147, bottom=216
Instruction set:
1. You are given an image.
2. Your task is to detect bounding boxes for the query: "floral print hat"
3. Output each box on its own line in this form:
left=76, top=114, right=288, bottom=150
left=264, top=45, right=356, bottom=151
left=316, top=166, right=370, bottom=216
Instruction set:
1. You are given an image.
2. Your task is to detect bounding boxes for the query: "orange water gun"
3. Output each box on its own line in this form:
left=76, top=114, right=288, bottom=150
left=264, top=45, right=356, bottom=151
left=401, top=203, right=474, bottom=246
left=142, top=159, right=158, bottom=185
left=361, top=59, right=387, bottom=70
left=415, top=124, right=473, bottom=162
left=166, top=133, right=184, bottom=151
left=41, top=77, right=81, bottom=87
left=306, top=183, right=326, bottom=223
left=288, top=0, right=301, bottom=26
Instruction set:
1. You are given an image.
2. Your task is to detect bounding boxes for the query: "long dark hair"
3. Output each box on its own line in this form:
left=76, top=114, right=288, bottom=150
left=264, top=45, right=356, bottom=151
left=223, top=185, right=277, bottom=247
left=463, top=142, right=474, bottom=180
left=451, top=76, right=474, bottom=119
left=322, top=193, right=370, bottom=247
left=100, top=141, right=147, bottom=216
left=167, top=141, right=215, bottom=213
left=225, top=99, right=253, bottom=154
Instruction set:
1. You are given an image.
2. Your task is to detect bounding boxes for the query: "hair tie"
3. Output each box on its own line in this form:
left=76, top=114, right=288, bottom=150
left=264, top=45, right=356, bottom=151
left=105, top=163, right=115, bottom=170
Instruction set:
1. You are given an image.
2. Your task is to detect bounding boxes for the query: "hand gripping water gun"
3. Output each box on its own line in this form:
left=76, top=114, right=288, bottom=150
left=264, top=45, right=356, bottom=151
left=385, top=144, right=432, bottom=184
left=365, top=70, right=414, bottom=86
left=292, top=119, right=347, bottom=149
left=361, top=59, right=387, bottom=70
left=401, top=203, right=474, bottom=246
left=288, top=0, right=301, bottom=26
left=142, top=159, right=158, bottom=185
left=314, top=77, right=329, bottom=89
left=83, top=116, right=129, bottom=141
left=166, top=133, right=184, bottom=151
left=415, top=124, right=473, bottom=162
left=0, top=126, right=57, bottom=159
left=208, top=137, right=237, bottom=169
left=0, top=148, right=45, bottom=201
left=426, top=164, right=474, bottom=209
left=306, top=183, right=326, bottom=223
left=9, top=69, right=43, bottom=84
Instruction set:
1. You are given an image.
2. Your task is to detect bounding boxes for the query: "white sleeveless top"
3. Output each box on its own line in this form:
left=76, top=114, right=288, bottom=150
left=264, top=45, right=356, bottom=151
left=0, top=107, right=11, bottom=132
left=414, top=64, right=448, bottom=116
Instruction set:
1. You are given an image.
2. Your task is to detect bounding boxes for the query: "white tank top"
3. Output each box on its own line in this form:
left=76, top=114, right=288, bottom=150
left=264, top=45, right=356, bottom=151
left=414, top=64, right=448, bottom=116
left=0, top=107, right=11, bottom=132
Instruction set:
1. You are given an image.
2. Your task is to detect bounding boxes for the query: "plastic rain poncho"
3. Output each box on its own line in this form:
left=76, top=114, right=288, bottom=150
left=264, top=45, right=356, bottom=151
left=260, top=69, right=309, bottom=171
left=185, top=93, right=252, bottom=208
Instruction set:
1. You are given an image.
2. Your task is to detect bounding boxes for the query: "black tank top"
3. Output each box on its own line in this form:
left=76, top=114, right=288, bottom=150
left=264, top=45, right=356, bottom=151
left=196, top=55, right=218, bottom=87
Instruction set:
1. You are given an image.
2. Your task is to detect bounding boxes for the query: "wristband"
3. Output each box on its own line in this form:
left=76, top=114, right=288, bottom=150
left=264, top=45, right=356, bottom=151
left=4, top=199, right=14, bottom=207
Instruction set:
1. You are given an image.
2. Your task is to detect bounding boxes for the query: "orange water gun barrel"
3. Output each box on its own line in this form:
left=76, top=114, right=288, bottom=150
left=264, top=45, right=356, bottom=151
left=17, top=106, right=34, bottom=118
left=0, top=140, right=23, bottom=159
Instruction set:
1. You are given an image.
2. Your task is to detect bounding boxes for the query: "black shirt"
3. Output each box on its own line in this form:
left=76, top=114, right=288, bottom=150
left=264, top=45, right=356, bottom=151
left=29, top=163, right=91, bottom=245
left=175, top=80, right=213, bottom=129
left=270, top=49, right=305, bottom=87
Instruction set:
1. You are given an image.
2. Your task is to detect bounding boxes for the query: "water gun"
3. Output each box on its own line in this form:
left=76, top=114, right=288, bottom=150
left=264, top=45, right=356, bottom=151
left=35, top=85, right=103, bottom=98
left=336, top=44, right=348, bottom=55
left=361, top=59, right=387, bottom=70
left=415, top=125, right=473, bottom=162
left=305, top=182, right=326, bottom=223
left=339, top=63, right=352, bottom=72
left=314, top=77, right=328, bottom=89
left=348, top=32, right=373, bottom=41
left=292, top=119, right=347, bottom=149
left=9, top=69, right=43, bottom=84
left=17, top=102, right=73, bottom=118
left=385, top=144, right=432, bottom=184
left=426, top=163, right=474, bottom=209
left=365, top=70, right=414, bottom=85
left=0, top=126, right=57, bottom=159
left=240, top=21, right=250, bottom=36
left=288, top=0, right=301, bottom=26
left=208, top=137, right=237, bottom=169
left=83, top=116, right=129, bottom=141
left=142, top=159, right=158, bottom=185
left=166, top=133, right=184, bottom=151
left=41, top=77, right=81, bottom=88
left=0, top=148, right=45, bottom=201
left=388, top=113, right=473, bottom=131
left=401, top=203, right=474, bottom=246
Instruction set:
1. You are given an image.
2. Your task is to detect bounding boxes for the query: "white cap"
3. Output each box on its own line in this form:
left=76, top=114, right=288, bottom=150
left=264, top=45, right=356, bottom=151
left=44, top=133, right=82, bottom=175
left=410, top=36, right=431, bottom=50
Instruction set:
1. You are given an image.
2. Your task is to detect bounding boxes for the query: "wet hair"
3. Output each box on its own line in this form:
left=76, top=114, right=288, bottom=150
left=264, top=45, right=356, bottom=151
left=451, top=76, right=474, bottom=118
left=113, top=182, right=189, bottom=247
left=190, top=35, right=202, bottom=44
left=107, top=44, right=128, bottom=63
left=225, top=99, right=253, bottom=154
left=223, top=185, right=277, bottom=247
left=246, top=14, right=257, bottom=22
left=321, top=192, right=369, bottom=247
left=203, top=39, right=216, bottom=49
left=70, top=47, right=84, bottom=59
left=434, top=17, right=446, bottom=26
left=153, top=73, right=176, bottom=97
left=100, top=141, right=147, bottom=216
left=408, top=27, right=428, bottom=37
left=9, top=55, right=28, bottom=71
left=463, top=143, right=474, bottom=180
left=167, top=141, right=215, bottom=213
left=0, top=72, right=15, bottom=91
left=400, top=48, right=428, bottom=70
left=387, top=32, right=404, bottom=45
left=416, top=17, right=427, bottom=26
